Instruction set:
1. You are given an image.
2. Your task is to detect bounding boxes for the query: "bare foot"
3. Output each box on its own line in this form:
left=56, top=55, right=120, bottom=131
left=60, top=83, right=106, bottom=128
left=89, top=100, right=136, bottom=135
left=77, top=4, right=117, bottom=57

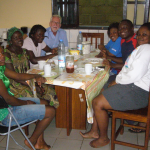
left=35, top=141, right=51, bottom=150
left=80, top=131, right=99, bottom=139
left=24, top=139, right=35, bottom=150
left=90, top=138, right=110, bottom=148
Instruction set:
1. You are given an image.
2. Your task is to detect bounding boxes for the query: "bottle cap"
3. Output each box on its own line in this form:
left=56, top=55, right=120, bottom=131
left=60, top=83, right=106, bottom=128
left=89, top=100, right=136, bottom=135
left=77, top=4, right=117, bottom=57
left=79, top=31, right=82, bottom=33
left=60, top=39, right=63, bottom=42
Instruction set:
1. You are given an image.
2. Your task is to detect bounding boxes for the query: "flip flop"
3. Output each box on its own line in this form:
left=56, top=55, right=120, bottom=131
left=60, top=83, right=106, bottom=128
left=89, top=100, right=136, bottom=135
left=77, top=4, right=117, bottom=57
left=128, top=128, right=145, bottom=133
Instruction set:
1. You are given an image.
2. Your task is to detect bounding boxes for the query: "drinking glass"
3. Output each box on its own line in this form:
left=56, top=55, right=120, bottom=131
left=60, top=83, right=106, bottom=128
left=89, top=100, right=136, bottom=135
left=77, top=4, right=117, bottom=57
left=66, top=55, right=74, bottom=73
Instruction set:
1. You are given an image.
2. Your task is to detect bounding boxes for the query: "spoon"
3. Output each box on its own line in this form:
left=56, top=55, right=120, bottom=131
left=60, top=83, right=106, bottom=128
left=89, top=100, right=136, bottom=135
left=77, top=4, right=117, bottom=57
left=45, top=59, right=49, bottom=62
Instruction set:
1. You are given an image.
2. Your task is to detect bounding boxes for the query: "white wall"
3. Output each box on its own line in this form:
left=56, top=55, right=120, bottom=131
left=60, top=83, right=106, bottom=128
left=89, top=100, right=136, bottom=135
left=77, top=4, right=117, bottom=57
left=65, top=29, right=109, bottom=49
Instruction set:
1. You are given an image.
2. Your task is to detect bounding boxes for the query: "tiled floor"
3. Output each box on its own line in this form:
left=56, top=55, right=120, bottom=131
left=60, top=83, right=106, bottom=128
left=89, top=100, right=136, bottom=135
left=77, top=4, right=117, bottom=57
left=0, top=118, right=149, bottom=150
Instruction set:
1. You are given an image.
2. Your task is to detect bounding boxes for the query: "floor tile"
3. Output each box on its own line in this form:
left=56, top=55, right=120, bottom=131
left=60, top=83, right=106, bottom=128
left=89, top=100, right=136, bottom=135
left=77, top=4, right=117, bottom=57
left=81, top=140, right=111, bottom=150
left=116, top=131, right=138, bottom=145
left=0, top=130, right=26, bottom=149
left=58, top=128, right=84, bottom=140
left=52, top=138, right=82, bottom=150
left=0, top=116, right=145, bottom=150
left=137, top=132, right=150, bottom=146
left=115, top=144, right=138, bottom=150
left=0, top=147, right=21, bottom=150
left=0, top=135, right=6, bottom=143
left=44, top=126, right=62, bottom=138
left=43, top=137, right=57, bottom=148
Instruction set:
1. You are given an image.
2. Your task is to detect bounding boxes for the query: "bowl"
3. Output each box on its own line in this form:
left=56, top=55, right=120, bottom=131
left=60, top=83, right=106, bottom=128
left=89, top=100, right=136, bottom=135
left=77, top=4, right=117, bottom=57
left=38, top=60, right=46, bottom=70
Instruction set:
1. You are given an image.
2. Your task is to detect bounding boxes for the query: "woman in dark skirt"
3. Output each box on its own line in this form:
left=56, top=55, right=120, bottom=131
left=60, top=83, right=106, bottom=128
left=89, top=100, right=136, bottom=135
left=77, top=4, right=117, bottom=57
left=80, top=23, right=150, bottom=148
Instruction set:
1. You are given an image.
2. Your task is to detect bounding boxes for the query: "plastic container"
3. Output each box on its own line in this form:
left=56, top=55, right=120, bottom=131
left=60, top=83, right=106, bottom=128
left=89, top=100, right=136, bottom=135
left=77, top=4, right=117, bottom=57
left=58, top=39, right=66, bottom=69
left=69, top=48, right=80, bottom=55
left=77, top=31, right=83, bottom=55
left=82, top=41, right=91, bottom=54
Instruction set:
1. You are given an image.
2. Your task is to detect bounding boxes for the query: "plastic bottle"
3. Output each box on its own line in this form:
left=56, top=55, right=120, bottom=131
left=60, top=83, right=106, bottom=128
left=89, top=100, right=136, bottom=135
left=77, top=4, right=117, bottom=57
left=58, top=39, right=66, bottom=70
left=77, top=31, right=83, bottom=55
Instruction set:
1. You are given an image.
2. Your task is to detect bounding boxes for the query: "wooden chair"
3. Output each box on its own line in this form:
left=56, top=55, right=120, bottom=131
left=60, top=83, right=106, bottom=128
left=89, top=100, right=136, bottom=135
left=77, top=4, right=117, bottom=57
left=82, top=33, right=104, bottom=49
left=108, top=91, right=150, bottom=150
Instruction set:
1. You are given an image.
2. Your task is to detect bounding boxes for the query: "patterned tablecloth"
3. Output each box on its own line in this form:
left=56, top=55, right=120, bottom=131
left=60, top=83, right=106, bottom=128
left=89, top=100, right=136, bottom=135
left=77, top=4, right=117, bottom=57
left=27, top=52, right=110, bottom=123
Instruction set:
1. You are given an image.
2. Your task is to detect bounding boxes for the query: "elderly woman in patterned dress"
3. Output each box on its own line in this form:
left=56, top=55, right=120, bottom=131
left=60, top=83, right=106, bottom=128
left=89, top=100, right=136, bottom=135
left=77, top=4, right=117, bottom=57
left=4, top=27, right=59, bottom=108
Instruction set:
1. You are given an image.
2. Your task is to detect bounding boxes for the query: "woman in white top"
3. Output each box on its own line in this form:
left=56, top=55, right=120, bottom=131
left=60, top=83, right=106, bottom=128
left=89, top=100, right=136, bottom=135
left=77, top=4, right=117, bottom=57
left=80, top=23, right=150, bottom=148
left=22, top=24, right=57, bottom=68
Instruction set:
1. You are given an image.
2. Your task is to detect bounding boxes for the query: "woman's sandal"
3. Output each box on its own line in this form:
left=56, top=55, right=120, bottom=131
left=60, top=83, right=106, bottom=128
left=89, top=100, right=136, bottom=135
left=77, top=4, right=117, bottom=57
left=128, top=128, right=145, bottom=133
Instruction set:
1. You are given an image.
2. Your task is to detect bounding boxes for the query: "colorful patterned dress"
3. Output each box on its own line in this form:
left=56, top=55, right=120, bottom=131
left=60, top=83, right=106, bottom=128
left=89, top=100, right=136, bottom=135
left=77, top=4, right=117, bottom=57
left=4, top=48, right=59, bottom=108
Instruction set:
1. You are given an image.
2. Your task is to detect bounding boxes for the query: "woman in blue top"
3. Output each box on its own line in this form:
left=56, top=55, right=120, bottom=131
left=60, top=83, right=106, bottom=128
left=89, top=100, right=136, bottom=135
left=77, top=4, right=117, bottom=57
left=96, top=22, right=122, bottom=75
left=0, top=46, right=55, bottom=150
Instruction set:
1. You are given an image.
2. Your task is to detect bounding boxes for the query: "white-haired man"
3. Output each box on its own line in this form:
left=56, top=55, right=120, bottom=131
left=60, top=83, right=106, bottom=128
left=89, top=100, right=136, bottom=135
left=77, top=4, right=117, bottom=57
left=41, top=15, right=68, bottom=56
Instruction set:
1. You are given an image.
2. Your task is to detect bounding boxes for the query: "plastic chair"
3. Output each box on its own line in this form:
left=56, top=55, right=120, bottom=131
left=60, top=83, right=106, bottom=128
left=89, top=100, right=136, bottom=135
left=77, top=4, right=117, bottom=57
left=0, top=95, right=37, bottom=150
left=82, top=33, right=104, bottom=49
left=108, top=91, right=150, bottom=150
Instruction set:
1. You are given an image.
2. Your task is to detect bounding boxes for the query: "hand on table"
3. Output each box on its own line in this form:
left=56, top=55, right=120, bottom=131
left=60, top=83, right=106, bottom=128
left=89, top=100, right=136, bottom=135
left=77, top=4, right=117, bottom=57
left=101, top=50, right=107, bottom=58
left=95, top=52, right=103, bottom=58
left=98, top=44, right=105, bottom=50
left=95, top=49, right=107, bottom=58
left=51, top=48, right=58, bottom=55
left=103, top=59, right=111, bottom=66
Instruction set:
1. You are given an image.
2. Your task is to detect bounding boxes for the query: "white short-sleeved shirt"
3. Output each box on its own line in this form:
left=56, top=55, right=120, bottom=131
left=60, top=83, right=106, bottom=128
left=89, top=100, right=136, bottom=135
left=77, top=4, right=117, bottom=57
left=22, top=37, right=46, bottom=68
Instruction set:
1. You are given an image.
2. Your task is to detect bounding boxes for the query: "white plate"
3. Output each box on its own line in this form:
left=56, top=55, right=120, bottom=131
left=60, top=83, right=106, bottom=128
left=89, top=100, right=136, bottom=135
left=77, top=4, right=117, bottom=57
left=95, top=49, right=101, bottom=53
left=43, top=72, right=57, bottom=77
left=31, top=64, right=39, bottom=68
left=85, top=58, right=103, bottom=64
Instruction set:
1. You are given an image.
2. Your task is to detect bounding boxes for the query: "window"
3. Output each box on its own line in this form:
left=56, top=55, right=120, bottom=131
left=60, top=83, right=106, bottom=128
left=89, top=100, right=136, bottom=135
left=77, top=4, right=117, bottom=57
left=123, top=0, right=150, bottom=28
left=52, top=0, right=150, bottom=28
left=52, top=0, right=78, bottom=28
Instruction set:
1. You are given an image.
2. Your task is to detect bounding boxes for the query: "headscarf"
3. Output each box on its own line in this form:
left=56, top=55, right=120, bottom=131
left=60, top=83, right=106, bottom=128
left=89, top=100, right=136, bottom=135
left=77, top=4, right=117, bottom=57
left=7, top=27, right=23, bottom=45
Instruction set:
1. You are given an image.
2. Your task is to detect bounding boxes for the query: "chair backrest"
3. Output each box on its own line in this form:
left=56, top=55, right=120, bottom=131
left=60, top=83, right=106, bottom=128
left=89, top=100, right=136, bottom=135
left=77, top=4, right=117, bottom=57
left=0, top=95, right=8, bottom=109
left=82, top=33, right=104, bottom=49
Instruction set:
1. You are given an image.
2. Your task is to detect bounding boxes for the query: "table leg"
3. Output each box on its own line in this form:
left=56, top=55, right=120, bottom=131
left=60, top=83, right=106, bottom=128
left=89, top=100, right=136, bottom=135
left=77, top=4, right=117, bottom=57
left=55, top=86, right=87, bottom=136
left=55, top=86, right=67, bottom=128
left=66, top=87, right=72, bottom=135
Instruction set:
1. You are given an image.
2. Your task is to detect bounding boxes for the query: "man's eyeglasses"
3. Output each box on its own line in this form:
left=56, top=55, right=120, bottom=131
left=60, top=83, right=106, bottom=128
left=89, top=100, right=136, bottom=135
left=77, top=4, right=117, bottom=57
left=51, top=21, right=60, bottom=25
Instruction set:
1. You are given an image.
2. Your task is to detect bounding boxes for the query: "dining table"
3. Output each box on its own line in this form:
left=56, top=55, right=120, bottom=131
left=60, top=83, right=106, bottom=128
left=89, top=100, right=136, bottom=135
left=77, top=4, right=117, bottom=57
left=27, top=51, right=110, bottom=136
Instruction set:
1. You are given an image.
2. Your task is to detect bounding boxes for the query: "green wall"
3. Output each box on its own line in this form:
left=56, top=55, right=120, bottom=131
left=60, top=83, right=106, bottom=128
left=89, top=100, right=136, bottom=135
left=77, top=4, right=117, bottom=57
left=79, top=0, right=123, bottom=26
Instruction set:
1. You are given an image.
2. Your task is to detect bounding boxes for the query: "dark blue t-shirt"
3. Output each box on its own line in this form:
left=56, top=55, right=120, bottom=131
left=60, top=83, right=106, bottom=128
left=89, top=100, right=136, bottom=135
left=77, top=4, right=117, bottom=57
left=121, top=33, right=137, bottom=63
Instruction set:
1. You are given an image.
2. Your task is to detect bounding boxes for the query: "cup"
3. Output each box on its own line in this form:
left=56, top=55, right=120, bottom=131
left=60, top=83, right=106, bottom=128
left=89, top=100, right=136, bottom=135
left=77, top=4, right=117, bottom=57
left=38, top=60, right=46, bottom=70
left=44, top=64, right=51, bottom=76
left=53, top=59, right=58, bottom=65
left=66, top=55, right=74, bottom=73
left=85, top=64, right=92, bottom=75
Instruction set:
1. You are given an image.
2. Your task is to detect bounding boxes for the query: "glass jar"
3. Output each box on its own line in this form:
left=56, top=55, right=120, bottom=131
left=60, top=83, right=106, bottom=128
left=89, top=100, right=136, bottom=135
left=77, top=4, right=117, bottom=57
left=66, top=55, right=74, bottom=73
